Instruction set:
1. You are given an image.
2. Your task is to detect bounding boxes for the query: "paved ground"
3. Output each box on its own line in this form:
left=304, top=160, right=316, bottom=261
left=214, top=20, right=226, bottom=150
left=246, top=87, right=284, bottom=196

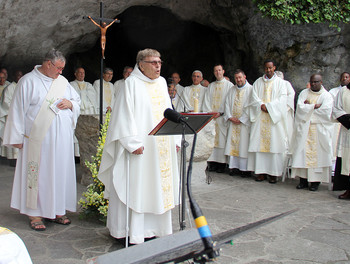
left=1, top=157, right=350, bottom=264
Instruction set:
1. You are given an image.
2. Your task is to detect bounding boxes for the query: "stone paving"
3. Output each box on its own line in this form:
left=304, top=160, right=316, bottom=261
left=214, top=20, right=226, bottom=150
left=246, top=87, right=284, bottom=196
left=1, top=158, right=350, bottom=264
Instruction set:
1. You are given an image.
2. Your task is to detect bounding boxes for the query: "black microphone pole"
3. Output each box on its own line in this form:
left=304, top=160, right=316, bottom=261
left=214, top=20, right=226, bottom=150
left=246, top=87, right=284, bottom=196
left=163, top=108, right=219, bottom=260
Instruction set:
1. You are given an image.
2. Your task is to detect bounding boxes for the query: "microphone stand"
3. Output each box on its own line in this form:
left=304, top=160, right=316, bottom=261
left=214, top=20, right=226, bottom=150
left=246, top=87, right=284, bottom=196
left=180, top=118, right=219, bottom=261
left=176, top=93, right=187, bottom=113
left=179, top=122, right=188, bottom=230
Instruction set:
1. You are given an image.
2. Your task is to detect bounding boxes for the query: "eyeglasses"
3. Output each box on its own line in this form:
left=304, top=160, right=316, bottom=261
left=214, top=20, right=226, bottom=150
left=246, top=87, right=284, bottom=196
left=50, top=61, right=64, bottom=71
left=310, top=80, right=321, bottom=84
left=143, top=60, right=163, bottom=66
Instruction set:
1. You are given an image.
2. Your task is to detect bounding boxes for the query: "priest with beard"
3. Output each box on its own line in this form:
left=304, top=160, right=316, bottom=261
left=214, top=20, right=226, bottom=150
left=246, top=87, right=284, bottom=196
left=98, top=48, right=180, bottom=244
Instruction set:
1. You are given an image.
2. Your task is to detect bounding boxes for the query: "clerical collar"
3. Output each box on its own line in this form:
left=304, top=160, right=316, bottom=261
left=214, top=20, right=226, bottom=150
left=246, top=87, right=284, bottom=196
left=237, top=81, right=247, bottom=89
left=264, top=73, right=276, bottom=80
left=131, top=64, right=159, bottom=83
left=310, top=86, right=324, bottom=95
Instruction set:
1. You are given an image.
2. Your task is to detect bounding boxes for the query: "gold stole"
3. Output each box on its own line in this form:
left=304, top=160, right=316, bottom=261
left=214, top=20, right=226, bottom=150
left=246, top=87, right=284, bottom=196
left=26, top=76, right=67, bottom=209
left=104, top=81, right=112, bottom=106
left=305, top=91, right=321, bottom=168
left=230, top=88, right=245, bottom=156
left=145, top=82, right=174, bottom=210
left=260, top=81, right=272, bottom=152
left=77, top=81, right=86, bottom=90
left=212, top=83, right=223, bottom=148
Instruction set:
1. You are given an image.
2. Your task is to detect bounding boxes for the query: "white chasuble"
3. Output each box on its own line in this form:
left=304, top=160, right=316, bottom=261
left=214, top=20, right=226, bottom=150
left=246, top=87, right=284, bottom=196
left=70, top=80, right=97, bottom=114
left=248, top=75, right=287, bottom=154
left=224, top=82, right=252, bottom=159
left=291, top=87, right=333, bottom=182
left=98, top=64, right=179, bottom=244
left=333, top=86, right=350, bottom=175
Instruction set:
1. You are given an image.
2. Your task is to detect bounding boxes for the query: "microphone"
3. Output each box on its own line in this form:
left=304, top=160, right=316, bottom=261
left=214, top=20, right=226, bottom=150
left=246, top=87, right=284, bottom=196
left=164, top=108, right=185, bottom=123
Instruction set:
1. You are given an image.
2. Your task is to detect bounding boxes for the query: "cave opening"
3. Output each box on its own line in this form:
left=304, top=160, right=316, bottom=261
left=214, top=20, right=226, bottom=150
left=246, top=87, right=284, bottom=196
left=66, top=5, right=250, bottom=85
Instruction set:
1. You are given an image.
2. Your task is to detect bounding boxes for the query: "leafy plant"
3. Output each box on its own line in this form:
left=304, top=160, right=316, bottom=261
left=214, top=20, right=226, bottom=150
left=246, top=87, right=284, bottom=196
left=252, top=0, right=350, bottom=31
left=78, top=111, right=111, bottom=222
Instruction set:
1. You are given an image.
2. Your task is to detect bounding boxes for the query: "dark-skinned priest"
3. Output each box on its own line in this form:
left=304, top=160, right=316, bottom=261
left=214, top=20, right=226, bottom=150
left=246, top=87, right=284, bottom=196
left=98, top=48, right=180, bottom=244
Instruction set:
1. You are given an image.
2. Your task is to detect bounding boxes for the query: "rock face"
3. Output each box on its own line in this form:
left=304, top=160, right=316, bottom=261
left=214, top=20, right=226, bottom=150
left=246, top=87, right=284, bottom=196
left=1, top=0, right=349, bottom=90
left=75, top=115, right=100, bottom=185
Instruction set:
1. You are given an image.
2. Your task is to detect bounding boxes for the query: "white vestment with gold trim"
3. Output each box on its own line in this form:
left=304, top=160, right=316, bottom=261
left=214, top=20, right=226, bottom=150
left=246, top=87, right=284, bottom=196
left=247, top=74, right=287, bottom=176
left=98, top=65, right=180, bottom=244
left=291, top=87, right=333, bottom=182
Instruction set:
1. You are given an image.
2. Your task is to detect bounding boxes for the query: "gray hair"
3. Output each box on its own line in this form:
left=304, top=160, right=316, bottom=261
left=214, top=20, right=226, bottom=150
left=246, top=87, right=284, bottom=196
left=123, top=66, right=133, bottom=74
left=43, top=49, right=66, bottom=63
left=103, top=67, right=113, bottom=74
left=192, top=70, right=203, bottom=78
left=136, top=48, right=161, bottom=64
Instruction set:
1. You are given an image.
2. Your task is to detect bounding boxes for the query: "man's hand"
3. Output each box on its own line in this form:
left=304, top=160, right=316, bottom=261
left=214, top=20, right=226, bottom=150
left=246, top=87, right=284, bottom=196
left=261, top=104, right=268, bottom=113
left=314, top=103, right=322, bottom=109
left=13, top=144, right=23, bottom=149
left=229, top=117, right=241, bottom=124
left=304, top=100, right=310, bottom=104
left=57, top=99, right=73, bottom=110
left=132, top=146, right=144, bottom=155
left=106, top=106, right=112, bottom=113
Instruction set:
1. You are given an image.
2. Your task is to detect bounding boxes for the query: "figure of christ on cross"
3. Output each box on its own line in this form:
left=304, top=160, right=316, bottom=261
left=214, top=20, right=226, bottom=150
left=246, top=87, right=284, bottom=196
left=88, top=16, right=119, bottom=59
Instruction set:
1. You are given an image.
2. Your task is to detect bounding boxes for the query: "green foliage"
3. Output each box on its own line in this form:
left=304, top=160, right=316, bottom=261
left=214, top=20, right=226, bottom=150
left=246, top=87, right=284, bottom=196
left=78, top=111, right=111, bottom=222
left=252, top=0, right=350, bottom=31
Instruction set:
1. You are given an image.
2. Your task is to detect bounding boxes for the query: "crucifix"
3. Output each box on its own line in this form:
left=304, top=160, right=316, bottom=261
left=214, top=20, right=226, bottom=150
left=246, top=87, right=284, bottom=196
left=84, top=1, right=120, bottom=125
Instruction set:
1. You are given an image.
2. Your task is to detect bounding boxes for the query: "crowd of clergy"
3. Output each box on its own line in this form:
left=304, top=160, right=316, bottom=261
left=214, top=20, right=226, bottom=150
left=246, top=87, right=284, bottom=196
left=1, top=60, right=349, bottom=201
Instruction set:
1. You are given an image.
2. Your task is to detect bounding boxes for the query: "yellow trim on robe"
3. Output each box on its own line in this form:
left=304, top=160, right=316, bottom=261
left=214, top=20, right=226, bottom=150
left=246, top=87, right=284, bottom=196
left=146, top=82, right=174, bottom=210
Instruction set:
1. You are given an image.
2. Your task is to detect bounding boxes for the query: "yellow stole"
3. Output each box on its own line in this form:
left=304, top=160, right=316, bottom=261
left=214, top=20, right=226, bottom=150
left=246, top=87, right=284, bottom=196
left=26, top=75, right=67, bottom=209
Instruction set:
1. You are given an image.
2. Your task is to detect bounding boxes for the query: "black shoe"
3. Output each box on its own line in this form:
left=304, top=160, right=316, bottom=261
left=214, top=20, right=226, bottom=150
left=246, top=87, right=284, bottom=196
left=229, top=168, right=240, bottom=176
left=207, top=162, right=218, bottom=172
left=268, top=176, right=277, bottom=184
left=240, top=171, right=251, bottom=178
left=216, top=163, right=226, bottom=173
left=255, top=174, right=266, bottom=182
left=296, top=178, right=308, bottom=189
left=309, top=182, right=320, bottom=191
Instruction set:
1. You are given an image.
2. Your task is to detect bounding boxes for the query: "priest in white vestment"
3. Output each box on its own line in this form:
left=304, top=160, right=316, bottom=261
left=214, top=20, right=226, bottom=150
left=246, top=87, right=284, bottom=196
left=70, top=67, right=97, bottom=157
left=182, top=70, right=207, bottom=112
left=0, top=81, right=19, bottom=163
left=0, top=70, right=11, bottom=96
left=93, top=67, right=115, bottom=113
left=98, top=49, right=180, bottom=244
left=224, top=70, right=253, bottom=176
left=247, top=60, right=287, bottom=183
left=171, top=72, right=184, bottom=97
left=70, top=67, right=97, bottom=115
left=329, top=72, right=350, bottom=171
left=291, top=74, right=333, bottom=191
left=168, top=82, right=188, bottom=112
left=332, top=84, right=350, bottom=199
left=2, top=49, right=80, bottom=231
left=113, top=66, right=133, bottom=98
left=202, top=65, right=233, bottom=173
